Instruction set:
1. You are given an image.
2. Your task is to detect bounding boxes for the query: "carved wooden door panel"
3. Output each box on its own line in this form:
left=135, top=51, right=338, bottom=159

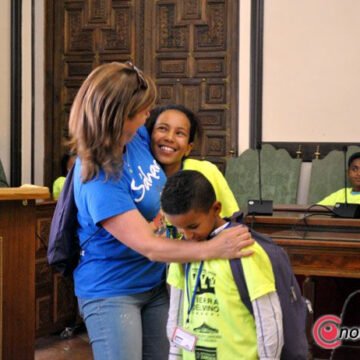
left=45, top=0, right=144, bottom=187
left=45, top=0, right=239, bottom=186
left=143, top=0, right=239, bottom=172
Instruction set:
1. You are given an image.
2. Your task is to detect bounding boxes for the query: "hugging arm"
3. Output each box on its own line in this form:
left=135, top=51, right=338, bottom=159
left=102, top=209, right=253, bottom=263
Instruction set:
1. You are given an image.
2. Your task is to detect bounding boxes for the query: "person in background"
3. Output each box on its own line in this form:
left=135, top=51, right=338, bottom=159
left=146, top=104, right=239, bottom=216
left=0, top=159, right=8, bottom=187
left=161, top=170, right=283, bottom=360
left=317, top=151, right=360, bottom=205
left=68, top=62, right=253, bottom=360
left=52, top=153, right=76, bottom=200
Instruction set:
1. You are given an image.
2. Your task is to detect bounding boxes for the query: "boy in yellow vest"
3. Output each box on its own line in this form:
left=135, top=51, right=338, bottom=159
left=161, top=170, right=283, bottom=360
left=318, top=151, right=360, bottom=205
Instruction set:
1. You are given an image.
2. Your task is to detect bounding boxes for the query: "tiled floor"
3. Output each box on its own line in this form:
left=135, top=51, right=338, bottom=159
left=35, top=330, right=93, bottom=360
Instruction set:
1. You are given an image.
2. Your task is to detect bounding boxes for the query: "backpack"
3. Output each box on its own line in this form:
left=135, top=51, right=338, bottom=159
left=47, top=165, right=80, bottom=276
left=47, top=165, right=100, bottom=276
left=228, top=212, right=309, bottom=360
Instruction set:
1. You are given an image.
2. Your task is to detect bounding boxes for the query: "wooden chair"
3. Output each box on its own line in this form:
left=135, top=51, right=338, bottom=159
left=307, top=145, right=360, bottom=205
left=225, top=144, right=302, bottom=211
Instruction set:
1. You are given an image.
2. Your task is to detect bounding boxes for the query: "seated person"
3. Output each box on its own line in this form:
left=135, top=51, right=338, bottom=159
left=0, top=159, right=8, bottom=187
left=318, top=152, right=360, bottom=205
left=161, top=170, right=283, bottom=360
left=52, top=153, right=76, bottom=200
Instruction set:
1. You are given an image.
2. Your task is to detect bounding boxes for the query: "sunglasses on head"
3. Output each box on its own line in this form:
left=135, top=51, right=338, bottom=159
left=125, top=61, right=148, bottom=90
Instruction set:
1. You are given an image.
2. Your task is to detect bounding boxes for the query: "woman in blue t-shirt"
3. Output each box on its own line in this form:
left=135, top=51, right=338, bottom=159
left=68, top=62, right=253, bottom=360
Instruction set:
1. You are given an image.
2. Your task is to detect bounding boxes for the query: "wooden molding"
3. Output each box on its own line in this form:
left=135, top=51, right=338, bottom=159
left=0, top=186, right=50, bottom=201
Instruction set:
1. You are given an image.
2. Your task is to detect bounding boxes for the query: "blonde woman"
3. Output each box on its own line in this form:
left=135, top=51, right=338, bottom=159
left=68, top=62, right=253, bottom=360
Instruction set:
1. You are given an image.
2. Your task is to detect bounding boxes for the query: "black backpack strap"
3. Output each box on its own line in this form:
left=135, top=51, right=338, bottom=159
left=230, top=258, right=254, bottom=315
left=226, top=212, right=254, bottom=315
left=225, top=211, right=244, bottom=224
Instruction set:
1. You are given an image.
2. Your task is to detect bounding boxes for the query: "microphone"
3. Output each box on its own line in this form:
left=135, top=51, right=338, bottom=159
left=333, top=146, right=360, bottom=218
left=247, top=143, right=273, bottom=216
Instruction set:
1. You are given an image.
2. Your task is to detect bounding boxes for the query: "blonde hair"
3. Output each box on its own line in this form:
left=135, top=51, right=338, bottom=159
left=68, top=62, right=157, bottom=182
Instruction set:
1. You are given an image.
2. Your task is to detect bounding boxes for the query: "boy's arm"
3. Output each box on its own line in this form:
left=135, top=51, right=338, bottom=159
left=253, top=291, right=284, bottom=360
left=167, top=286, right=183, bottom=359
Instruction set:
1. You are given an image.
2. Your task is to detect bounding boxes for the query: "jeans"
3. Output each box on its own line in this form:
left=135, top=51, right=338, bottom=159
left=78, top=285, right=170, bottom=360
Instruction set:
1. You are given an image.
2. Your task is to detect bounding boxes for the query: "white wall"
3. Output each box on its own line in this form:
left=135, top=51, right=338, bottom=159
left=238, top=0, right=360, bottom=203
left=21, top=0, right=44, bottom=185
left=34, top=0, right=45, bottom=185
left=262, top=0, right=360, bottom=143
left=0, top=0, right=11, bottom=181
left=22, top=0, right=32, bottom=184
left=238, top=0, right=252, bottom=153
left=0, top=1, right=45, bottom=185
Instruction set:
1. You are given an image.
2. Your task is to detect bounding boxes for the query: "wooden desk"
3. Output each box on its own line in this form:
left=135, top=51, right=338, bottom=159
left=246, top=205, right=360, bottom=358
left=0, top=187, right=49, bottom=360
left=246, top=205, right=360, bottom=278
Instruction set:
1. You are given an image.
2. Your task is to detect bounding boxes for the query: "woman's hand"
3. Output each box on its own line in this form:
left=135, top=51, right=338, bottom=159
left=209, top=225, right=254, bottom=259
left=103, top=209, right=253, bottom=262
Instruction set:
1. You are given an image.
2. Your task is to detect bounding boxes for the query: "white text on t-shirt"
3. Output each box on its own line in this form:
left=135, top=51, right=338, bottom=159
left=130, top=160, right=161, bottom=202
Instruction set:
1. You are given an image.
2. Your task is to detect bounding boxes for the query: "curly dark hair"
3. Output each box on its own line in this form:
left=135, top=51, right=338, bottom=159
left=161, top=170, right=215, bottom=215
left=348, top=152, right=360, bottom=167
left=145, top=104, right=202, bottom=146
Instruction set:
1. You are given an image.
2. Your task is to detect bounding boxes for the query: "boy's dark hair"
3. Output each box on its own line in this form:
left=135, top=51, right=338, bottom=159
left=161, top=170, right=215, bottom=215
left=146, top=104, right=202, bottom=144
left=348, top=152, right=360, bottom=167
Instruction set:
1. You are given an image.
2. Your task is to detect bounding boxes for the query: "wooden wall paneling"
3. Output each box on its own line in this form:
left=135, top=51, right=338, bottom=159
left=35, top=215, right=52, bottom=336
left=45, top=1, right=239, bottom=184
left=35, top=202, right=77, bottom=337
left=45, top=0, right=142, bottom=187
left=0, top=200, right=36, bottom=359
left=0, top=188, right=49, bottom=356
left=144, top=0, right=239, bottom=170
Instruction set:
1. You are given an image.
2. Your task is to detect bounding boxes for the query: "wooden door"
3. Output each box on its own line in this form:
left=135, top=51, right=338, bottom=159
left=45, top=0, right=239, bottom=186
left=144, top=0, right=239, bottom=171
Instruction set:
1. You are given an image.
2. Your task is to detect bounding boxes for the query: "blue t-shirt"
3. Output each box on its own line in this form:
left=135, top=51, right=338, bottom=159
left=73, top=126, right=167, bottom=298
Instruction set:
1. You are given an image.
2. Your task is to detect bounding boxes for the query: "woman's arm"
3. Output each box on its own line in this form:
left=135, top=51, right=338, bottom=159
left=102, top=209, right=253, bottom=262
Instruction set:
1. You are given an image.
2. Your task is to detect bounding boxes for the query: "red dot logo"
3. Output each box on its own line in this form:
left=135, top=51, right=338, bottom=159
left=312, top=315, right=342, bottom=349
